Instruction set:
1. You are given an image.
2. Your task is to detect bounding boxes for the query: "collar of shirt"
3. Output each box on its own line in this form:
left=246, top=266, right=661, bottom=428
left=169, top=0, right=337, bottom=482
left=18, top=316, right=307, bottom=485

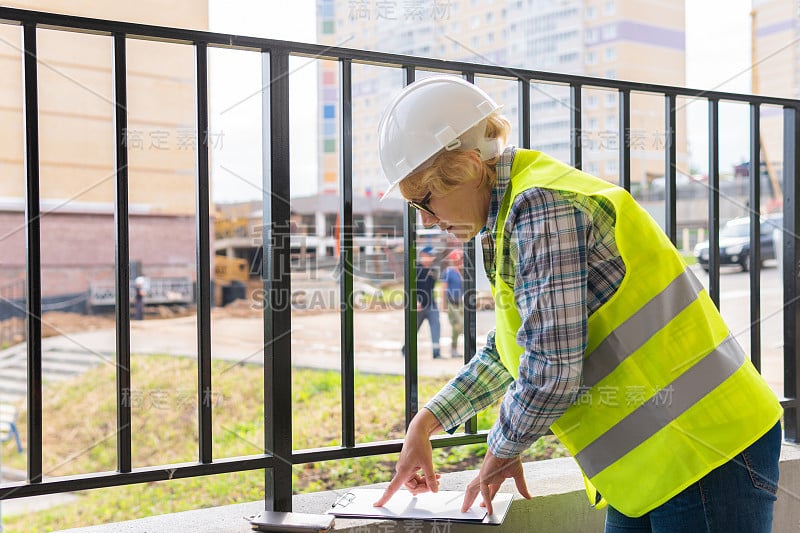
left=482, top=144, right=517, bottom=238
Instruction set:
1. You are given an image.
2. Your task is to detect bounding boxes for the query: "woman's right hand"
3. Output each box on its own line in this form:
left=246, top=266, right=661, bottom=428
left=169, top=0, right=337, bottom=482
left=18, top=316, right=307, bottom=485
left=373, top=408, right=442, bottom=507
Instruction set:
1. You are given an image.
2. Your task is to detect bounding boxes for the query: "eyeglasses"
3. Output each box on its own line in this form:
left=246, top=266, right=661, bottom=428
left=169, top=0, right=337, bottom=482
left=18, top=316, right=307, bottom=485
left=408, top=191, right=436, bottom=218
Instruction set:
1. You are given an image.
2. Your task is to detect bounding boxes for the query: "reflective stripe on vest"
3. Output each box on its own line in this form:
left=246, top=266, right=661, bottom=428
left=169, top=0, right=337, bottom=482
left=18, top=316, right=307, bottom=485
left=576, top=335, right=744, bottom=478
left=493, top=149, right=782, bottom=517
left=582, top=266, right=705, bottom=388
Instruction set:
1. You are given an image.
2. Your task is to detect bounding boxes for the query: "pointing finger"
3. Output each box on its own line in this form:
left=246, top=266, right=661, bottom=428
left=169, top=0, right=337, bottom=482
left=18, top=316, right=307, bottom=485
left=461, top=478, right=480, bottom=512
left=373, top=472, right=407, bottom=507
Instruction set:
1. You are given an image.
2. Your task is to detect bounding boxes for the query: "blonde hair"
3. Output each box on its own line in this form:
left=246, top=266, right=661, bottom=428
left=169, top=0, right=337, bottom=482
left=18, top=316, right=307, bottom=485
left=398, top=113, right=512, bottom=201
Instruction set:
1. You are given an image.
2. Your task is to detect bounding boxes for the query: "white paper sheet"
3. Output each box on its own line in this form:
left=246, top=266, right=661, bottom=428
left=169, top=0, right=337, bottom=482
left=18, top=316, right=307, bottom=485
left=327, top=488, right=514, bottom=524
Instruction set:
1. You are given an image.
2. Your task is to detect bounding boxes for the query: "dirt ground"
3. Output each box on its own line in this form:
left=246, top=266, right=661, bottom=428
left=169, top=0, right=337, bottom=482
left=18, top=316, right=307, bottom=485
left=16, top=301, right=350, bottom=343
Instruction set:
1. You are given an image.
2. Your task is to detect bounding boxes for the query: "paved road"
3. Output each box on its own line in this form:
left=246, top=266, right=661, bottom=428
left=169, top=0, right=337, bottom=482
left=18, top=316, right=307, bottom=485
left=696, top=263, right=785, bottom=398
left=0, top=308, right=490, bottom=400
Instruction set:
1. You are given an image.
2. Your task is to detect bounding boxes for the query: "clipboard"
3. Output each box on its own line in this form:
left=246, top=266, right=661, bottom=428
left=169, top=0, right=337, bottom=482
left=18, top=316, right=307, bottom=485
left=327, top=488, right=514, bottom=525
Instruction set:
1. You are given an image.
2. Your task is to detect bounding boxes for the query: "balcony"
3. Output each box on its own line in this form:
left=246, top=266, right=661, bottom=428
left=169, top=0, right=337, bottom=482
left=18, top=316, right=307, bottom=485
left=0, top=6, right=799, bottom=532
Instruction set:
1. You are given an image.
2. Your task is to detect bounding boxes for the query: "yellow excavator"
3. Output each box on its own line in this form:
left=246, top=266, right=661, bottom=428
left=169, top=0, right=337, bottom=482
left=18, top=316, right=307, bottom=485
left=214, top=255, right=250, bottom=306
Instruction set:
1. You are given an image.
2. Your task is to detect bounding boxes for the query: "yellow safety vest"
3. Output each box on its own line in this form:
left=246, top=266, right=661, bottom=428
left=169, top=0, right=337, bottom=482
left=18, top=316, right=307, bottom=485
left=493, top=149, right=782, bottom=517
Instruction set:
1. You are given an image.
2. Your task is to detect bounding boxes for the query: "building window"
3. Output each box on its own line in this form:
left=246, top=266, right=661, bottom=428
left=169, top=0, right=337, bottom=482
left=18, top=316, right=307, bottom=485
left=602, top=24, right=617, bottom=40
left=606, top=69, right=617, bottom=79
left=604, top=0, right=616, bottom=16
left=587, top=95, right=598, bottom=109
left=588, top=117, right=598, bottom=130
left=586, top=5, right=596, bottom=19
left=559, top=52, right=579, bottom=63
left=605, top=115, right=616, bottom=130
left=322, top=20, right=334, bottom=34
left=605, top=46, right=616, bottom=61
left=605, top=160, right=617, bottom=174
left=587, top=162, right=599, bottom=174
left=586, top=51, right=597, bottom=65
left=606, top=93, right=616, bottom=107
left=323, top=105, right=335, bottom=119
left=471, top=16, right=480, bottom=29
left=324, top=139, right=336, bottom=152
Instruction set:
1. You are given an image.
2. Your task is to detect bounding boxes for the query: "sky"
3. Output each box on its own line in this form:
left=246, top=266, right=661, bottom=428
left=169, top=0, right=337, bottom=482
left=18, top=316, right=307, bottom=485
left=208, top=0, right=756, bottom=203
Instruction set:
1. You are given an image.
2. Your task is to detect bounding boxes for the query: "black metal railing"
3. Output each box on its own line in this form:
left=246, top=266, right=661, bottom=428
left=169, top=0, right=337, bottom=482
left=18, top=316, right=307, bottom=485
left=0, top=6, right=798, bottom=515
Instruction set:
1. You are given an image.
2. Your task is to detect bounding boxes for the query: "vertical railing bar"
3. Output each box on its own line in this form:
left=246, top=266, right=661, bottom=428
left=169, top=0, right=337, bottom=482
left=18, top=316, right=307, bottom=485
left=664, top=93, right=677, bottom=244
left=262, top=47, right=293, bottom=511
left=112, top=32, right=132, bottom=474
left=22, top=23, right=43, bottom=484
left=782, top=105, right=800, bottom=442
left=463, top=71, right=479, bottom=435
left=462, top=235, right=478, bottom=435
left=194, top=41, right=213, bottom=464
left=708, top=99, right=721, bottom=308
left=749, top=103, right=762, bottom=372
left=403, top=65, right=419, bottom=430
left=570, top=83, right=582, bottom=169
left=339, top=58, right=356, bottom=449
left=618, top=89, right=631, bottom=191
left=518, top=77, right=531, bottom=149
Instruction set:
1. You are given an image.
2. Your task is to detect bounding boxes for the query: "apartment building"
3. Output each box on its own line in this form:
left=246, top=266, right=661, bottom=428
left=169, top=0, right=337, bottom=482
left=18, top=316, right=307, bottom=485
left=317, top=0, right=688, bottom=198
left=0, top=0, right=208, bottom=304
left=752, top=0, right=797, bottom=200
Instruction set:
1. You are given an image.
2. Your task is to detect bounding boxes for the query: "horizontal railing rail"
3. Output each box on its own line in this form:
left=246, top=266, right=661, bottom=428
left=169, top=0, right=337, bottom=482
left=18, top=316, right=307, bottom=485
left=0, top=6, right=797, bottom=515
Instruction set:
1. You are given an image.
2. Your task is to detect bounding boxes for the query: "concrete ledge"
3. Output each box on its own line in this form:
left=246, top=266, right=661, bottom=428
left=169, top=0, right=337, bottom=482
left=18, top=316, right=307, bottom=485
left=775, top=441, right=800, bottom=533
left=56, top=444, right=800, bottom=533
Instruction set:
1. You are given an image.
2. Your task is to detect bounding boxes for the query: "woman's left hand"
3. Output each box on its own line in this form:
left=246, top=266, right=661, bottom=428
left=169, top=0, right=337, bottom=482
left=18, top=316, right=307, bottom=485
left=461, top=450, right=532, bottom=515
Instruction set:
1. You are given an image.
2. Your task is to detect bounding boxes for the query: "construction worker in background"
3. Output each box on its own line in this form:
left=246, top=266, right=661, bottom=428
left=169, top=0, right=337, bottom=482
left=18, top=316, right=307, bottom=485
left=441, top=249, right=464, bottom=358
left=374, top=76, right=782, bottom=532
left=403, top=245, right=442, bottom=359
left=133, top=276, right=146, bottom=321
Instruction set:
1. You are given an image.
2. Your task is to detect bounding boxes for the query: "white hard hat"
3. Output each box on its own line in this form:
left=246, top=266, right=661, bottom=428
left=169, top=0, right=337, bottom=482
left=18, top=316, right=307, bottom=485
left=378, top=76, right=503, bottom=199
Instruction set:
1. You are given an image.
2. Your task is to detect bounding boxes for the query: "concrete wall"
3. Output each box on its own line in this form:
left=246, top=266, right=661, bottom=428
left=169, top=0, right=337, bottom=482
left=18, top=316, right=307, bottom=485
left=59, top=443, right=800, bottom=533
left=0, top=211, right=198, bottom=295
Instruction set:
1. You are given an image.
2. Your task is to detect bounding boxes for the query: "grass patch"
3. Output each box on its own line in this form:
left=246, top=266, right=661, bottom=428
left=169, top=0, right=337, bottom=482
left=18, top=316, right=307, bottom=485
left=1, top=355, right=567, bottom=531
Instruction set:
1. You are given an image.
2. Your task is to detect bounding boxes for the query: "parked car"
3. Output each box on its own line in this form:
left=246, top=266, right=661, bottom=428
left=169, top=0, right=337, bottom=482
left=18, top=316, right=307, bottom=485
left=694, top=214, right=782, bottom=272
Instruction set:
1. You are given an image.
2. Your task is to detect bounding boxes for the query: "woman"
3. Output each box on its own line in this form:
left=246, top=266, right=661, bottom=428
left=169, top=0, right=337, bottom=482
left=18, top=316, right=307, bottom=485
left=373, top=76, right=782, bottom=532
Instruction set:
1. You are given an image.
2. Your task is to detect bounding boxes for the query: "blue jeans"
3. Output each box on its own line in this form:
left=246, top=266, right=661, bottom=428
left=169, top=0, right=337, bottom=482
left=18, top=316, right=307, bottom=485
left=605, top=422, right=781, bottom=532
left=417, top=305, right=441, bottom=358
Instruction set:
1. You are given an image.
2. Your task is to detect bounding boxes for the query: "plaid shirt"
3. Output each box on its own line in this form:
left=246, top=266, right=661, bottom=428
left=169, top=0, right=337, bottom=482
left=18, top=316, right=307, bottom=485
left=425, top=146, right=627, bottom=458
